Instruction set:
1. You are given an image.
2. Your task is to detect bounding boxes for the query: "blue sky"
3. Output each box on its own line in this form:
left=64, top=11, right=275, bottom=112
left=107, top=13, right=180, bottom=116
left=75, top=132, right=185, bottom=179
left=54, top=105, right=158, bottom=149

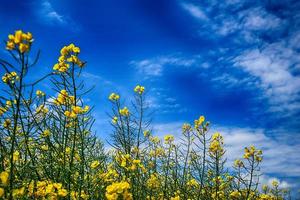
left=1, top=0, right=300, bottom=192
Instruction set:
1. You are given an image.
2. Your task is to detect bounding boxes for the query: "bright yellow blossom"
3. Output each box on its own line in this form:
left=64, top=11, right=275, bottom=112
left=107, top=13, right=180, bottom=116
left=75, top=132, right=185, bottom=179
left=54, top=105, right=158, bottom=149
left=90, top=160, right=100, bottom=169
left=134, top=85, right=145, bottom=94
left=119, top=107, right=129, bottom=116
left=109, top=93, right=120, bottom=101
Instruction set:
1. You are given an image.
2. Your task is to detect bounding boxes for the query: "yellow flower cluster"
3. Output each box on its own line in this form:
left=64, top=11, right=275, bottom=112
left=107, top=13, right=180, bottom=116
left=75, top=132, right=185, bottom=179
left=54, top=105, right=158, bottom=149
left=90, top=160, right=100, bottom=169
left=209, top=132, right=224, bottom=154
left=6, top=30, right=33, bottom=53
left=164, top=134, right=174, bottom=144
left=109, top=93, right=120, bottom=101
left=36, top=90, right=45, bottom=97
left=3, top=119, right=11, bottom=129
left=112, top=116, right=118, bottom=124
left=230, top=190, right=241, bottom=199
left=149, top=147, right=165, bottom=157
left=143, top=130, right=151, bottom=137
left=53, top=89, right=75, bottom=105
left=27, top=180, right=68, bottom=198
left=64, top=105, right=89, bottom=118
left=100, top=165, right=119, bottom=183
left=182, top=123, right=192, bottom=133
left=149, top=135, right=160, bottom=144
left=243, top=145, right=263, bottom=162
left=119, top=107, right=129, bottom=116
left=36, top=104, right=49, bottom=114
left=0, top=101, right=13, bottom=116
left=105, top=181, right=132, bottom=200
left=186, top=178, right=199, bottom=188
left=41, top=129, right=51, bottom=137
left=0, top=107, right=7, bottom=116
left=0, top=171, right=9, bottom=186
left=53, top=43, right=84, bottom=72
left=2, top=71, right=19, bottom=84
left=146, top=173, right=160, bottom=189
left=194, top=115, right=205, bottom=129
left=116, top=153, right=146, bottom=172
left=134, top=85, right=145, bottom=94
left=233, top=159, right=244, bottom=168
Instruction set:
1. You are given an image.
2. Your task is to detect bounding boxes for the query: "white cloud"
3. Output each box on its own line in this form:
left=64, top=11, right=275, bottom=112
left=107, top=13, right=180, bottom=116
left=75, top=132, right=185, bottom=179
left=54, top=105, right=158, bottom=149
left=241, top=7, right=282, bottom=31
left=81, top=72, right=113, bottom=86
left=40, top=0, right=66, bottom=24
left=130, top=55, right=199, bottom=78
left=233, top=42, right=300, bottom=114
left=131, top=59, right=163, bottom=77
left=146, top=88, right=187, bottom=114
left=181, top=3, right=209, bottom=21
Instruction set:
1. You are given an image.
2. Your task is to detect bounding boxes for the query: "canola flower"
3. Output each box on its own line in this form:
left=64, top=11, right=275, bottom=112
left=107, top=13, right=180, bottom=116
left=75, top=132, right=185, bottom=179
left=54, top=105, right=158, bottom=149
left=119, top=106, right=130, bottom=116
left=6, top=30, right=33, bottom=53
left=2, top=71, right=19, bottom=84
left=53, top=43, right=84, bottom=72
left=105, top=181, right=132, bottom=200
left=109, top=92, right=120, bottom=101
left=134, top=85, right=145, bottom=95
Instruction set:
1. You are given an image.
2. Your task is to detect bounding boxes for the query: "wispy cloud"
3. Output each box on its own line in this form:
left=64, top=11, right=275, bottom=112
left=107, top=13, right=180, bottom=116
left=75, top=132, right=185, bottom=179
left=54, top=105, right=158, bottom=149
left=130, top=54, right=200, bottom=78
left=233, top=41, right=300, bottom=115
left=39, top=0, right=66, bottom=24
left=181, top=3, right=209, bottom=21
left=37, top=0, right=80, bottom=31
left=147, top=87, right=188, bottom=114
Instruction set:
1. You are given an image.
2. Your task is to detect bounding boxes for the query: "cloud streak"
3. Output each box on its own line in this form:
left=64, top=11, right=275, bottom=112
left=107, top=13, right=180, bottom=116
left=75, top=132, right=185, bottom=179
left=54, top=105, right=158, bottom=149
left=39, top=0, right=66, bottom=24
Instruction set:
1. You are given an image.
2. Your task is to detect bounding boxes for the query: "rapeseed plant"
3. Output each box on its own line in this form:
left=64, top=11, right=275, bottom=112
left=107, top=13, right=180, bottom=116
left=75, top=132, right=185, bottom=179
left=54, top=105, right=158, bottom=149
left=0, top=30, right=296, bottom=200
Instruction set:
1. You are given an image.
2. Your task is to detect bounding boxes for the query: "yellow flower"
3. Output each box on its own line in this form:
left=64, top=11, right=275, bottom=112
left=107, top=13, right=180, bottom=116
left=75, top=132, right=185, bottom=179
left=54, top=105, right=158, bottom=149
left=58, top=188, right=68, bottom=197
left=112, top=116, right=118, bottom=124
left=64, top=110, right=77, bottom=118
left=105, top=181, right=132, bottom=200
left=0, top=171, right=9, bottom=186
left=146, top=174, right=160, bottom=189
left=272, top=180, right=279, bottom=188
left=164, top=134, right=174, bottom=144
left=14, top=30, right=23, bottom=44
left=109, top=93, right=120, bottom=101
left=134, top=85, right=145, bottom=94
left=36, top=105, right=49, bottom=114
left=36, top=90, right=45, bottom=97
left=13, top=151, right=20, bottom=162
left=3, top=119, right=11, bottom=129
left=90, top=160, right=100, bottom=169
left=119, top=107, right=129, bottom=116
left=6, top=41, right=15, bottom=50
left=233, top=159, right=243, bottom=167
left=186, top=179, right=199, bottom=187
left=19, top=43, right=29, bottom=53
left=209, top=132, right=224, bottom=155
left=41, top=129, right=51, bottom=137
left=0, top=107, right=7, bottom=116
left=6, top=30, right=33, bottom=52
left=194, top=115, right=205, bottom=129
left=2, top=72, right=19, bottom=84
left=0, top=188, right=4, bottom=197
left=143, top=130, right=150, bottom=137
left=53, top=62, right=70, bottom=73
left=182, top=123, right=192, bottom=133
left=41, top=145, right=49, bottom=151
left=230, top=191, right=241, bottom=199
left=12, top=187, right=25, bottom=198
